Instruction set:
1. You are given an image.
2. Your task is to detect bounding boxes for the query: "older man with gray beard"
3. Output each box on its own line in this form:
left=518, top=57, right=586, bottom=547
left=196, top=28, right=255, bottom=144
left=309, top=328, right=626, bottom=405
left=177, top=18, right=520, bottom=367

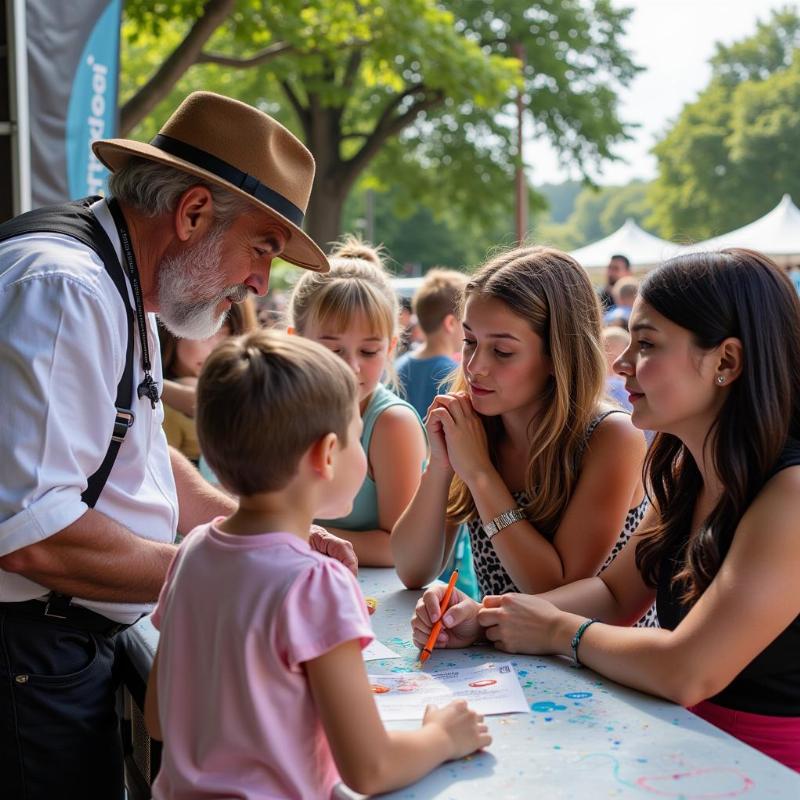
left=0, top=92, right=356, bottom=800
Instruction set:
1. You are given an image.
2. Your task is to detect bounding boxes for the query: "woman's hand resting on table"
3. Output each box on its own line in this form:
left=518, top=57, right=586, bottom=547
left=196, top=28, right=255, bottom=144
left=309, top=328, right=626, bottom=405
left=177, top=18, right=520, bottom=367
left=411, top=584, right=484, bottom=650
left=412, top=587, right=573, bottom=656
left=477, top=593, right=566, bottom=655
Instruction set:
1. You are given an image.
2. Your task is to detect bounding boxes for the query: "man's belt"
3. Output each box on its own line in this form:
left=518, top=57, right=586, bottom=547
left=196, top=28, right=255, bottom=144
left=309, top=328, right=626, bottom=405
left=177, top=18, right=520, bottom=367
left=0, top=597, right=132, bottom=637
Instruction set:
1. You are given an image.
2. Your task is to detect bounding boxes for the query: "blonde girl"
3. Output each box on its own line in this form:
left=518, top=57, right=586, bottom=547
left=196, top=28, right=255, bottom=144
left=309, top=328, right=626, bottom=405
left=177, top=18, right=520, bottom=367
left=288, top=238, right=427, bottom=566
left=392, top=246, right=653, bottom=624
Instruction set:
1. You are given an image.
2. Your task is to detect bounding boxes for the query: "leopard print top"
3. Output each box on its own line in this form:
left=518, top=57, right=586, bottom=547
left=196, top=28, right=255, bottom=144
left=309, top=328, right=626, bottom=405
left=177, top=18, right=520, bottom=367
left=466, top=410, right=659, bottom=628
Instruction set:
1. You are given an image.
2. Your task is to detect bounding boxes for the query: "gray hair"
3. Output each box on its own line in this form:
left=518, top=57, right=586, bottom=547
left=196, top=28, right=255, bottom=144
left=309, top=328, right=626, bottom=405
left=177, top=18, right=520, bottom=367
left=107, top=156, right=252, bottom=226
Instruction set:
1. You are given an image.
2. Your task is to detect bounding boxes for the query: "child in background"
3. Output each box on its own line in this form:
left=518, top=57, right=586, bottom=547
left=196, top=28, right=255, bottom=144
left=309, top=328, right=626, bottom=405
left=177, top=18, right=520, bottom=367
left=159, top=298, right=257, bottom=462
left=395, top=268, right=469, bottom=420
left=603, top=275, right=639, bottom=329
left=601, top=326, right=633, bottom=411
left=414, top=248, right=800, bottom=771
left=392, top=247, right=656, bottom=625
left=396, top=296, right=424, bottom=357
left=289, top=238, right=427, bottom=567
left=145, top=331, right=490, bottom=799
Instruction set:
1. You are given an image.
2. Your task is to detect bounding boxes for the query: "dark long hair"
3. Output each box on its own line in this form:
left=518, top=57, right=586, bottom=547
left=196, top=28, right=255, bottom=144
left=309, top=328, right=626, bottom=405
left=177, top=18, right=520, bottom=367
left=635, top=249, right=800, bottom=604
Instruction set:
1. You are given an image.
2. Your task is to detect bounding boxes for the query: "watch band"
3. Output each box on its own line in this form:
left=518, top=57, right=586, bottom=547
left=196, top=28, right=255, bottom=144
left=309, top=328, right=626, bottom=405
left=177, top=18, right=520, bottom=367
left=483, top=507, right=526, bottom=539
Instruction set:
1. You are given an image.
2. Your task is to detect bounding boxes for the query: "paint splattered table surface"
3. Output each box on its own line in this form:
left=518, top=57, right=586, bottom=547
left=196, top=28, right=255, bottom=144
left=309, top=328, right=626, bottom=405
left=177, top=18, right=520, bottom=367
left=335, top=568, right=800, bottom=800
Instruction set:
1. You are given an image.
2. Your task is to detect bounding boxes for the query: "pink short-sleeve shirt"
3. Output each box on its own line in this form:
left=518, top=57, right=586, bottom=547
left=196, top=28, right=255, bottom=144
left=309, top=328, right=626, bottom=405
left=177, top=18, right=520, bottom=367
left=150, top=522, right=374, bottom=800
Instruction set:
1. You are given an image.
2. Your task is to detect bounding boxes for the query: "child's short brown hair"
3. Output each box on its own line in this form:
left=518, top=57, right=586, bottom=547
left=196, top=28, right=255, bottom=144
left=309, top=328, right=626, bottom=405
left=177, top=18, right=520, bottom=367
left=413, top=268, right=469, bottom=335
left=197, top=330, right=357, bottom=496
left=612, top=275, right=639, bottom=305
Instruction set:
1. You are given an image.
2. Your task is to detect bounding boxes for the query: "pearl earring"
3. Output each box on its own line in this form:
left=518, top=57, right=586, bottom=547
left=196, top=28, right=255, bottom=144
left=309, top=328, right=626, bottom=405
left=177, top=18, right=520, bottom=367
left=716, top=375, right=726, bottom=385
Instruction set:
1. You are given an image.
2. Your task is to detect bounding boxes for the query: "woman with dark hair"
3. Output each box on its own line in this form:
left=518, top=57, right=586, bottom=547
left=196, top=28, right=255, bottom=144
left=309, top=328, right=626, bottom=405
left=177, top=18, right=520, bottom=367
left=412, top=248, right=800, bottom=770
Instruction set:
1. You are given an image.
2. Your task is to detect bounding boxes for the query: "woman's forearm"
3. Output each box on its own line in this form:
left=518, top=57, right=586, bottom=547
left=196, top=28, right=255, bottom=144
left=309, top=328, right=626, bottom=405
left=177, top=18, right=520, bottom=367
left=466, top=470, right=572, bottom=593
left=391, top=466, right=455, bottom=588
left=549, top=614, right=704, bottom=706
left=323, top=526, right=395, bottom=568
left=160, top=380, right=197, bottom=417
left=538, top=576, right=629, bottom=623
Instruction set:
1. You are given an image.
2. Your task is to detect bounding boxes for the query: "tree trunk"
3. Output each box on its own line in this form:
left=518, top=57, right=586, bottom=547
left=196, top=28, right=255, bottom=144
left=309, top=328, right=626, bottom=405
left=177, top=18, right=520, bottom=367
left=302, top=103, right=356, bottom=251
left=304, top=176, right=349, bottom=253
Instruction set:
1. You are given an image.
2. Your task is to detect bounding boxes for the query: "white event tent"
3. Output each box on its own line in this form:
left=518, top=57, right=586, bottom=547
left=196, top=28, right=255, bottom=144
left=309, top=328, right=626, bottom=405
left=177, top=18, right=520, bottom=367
left=569, top=218, right=680, bottom=271
left=682, top=194, right=800, bottom=266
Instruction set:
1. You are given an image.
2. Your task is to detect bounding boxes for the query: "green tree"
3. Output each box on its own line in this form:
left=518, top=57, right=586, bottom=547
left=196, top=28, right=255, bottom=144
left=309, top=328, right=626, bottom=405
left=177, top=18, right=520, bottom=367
left=599, top=181, right=650, bottom=233
left=342, top=184, right=520, bottom=270
left=533, top=180, right=652, bottom=249
left=537, top=180, right=583, bottom=223
left=648, top=8, right=800, bottom=241
left=121, top=0, right=639, bottom=247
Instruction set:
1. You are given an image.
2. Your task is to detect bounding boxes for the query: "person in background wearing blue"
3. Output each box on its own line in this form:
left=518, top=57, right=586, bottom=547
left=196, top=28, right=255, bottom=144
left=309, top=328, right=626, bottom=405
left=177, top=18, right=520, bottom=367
left=786, top=263, right=800, bottom=297
left=602, top=326, right=633, bottom=411
left=603, top=275, right=639, bottom=329
left=395, top=268, right=469, bottom=420
left=598, top=253, right=632, bottom=311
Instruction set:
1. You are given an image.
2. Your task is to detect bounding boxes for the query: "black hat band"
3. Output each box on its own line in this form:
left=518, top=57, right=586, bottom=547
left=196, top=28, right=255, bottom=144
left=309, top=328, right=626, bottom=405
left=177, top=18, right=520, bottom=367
left=150, top=133, right=304, bottom=227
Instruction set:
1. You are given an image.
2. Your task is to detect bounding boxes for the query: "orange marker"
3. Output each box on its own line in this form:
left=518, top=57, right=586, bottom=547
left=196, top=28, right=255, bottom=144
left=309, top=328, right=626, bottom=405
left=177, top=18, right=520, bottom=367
left=418, top=570, right=459, bottom=667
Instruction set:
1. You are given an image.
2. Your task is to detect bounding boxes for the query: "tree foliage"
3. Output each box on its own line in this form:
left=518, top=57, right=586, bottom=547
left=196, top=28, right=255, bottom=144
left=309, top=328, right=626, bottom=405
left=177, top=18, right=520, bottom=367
left=120, top=0, right=639, bottom=246
left=342, top=185, right=522, bottom=271
left=533, top=180, right=652, bottom=250
left=648, top=8, right=800, bottom=241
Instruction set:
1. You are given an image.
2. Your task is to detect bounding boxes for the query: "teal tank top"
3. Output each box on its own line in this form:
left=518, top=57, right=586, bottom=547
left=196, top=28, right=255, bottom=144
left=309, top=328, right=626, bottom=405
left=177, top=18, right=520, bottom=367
left=317, top=384, right=425, bottom=531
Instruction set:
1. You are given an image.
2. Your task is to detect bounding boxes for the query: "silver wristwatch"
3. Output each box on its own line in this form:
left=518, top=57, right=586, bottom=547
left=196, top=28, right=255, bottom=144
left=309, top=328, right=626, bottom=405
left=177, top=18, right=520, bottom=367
left=483, top=507, right=526, bottom=539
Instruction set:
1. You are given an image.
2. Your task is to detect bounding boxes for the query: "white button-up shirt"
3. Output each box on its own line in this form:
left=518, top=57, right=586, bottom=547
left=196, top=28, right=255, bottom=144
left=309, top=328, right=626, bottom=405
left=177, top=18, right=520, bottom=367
left=0, top=199, right=178, bottom=623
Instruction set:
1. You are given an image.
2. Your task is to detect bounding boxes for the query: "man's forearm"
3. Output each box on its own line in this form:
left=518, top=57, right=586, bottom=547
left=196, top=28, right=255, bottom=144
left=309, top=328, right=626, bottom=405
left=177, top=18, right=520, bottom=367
left=0, top=509, right=176, bottom=602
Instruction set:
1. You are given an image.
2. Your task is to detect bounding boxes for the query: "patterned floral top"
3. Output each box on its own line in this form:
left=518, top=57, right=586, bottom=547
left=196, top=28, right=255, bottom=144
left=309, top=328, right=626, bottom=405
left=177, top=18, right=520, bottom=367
left=466, top=410, right=658, bottom=627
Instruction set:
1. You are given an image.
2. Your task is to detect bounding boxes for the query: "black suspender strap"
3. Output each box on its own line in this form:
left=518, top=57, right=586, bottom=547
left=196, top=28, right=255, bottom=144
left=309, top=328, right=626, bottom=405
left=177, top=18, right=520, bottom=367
left=0, top=197, right=137, bottom=508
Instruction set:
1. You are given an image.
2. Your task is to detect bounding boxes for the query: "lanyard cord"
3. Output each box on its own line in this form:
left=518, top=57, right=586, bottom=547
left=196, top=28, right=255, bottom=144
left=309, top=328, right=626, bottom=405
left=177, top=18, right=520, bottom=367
left=106, top=197, right=160, bottom=409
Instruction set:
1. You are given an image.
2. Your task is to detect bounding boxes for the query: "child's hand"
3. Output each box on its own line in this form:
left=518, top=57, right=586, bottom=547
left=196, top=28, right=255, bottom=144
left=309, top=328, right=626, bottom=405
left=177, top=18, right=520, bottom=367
left=411, top=585, right=482, bottom=649
left=423, top=700, right=491, bottom=760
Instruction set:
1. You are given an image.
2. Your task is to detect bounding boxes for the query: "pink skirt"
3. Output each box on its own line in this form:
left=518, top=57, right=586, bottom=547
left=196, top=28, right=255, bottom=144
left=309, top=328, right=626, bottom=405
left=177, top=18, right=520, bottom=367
left=689, top=700, right=800, bottom=772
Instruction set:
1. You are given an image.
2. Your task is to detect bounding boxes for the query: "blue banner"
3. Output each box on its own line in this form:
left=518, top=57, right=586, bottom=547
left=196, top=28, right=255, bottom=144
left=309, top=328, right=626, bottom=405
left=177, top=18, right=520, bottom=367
left=27, top=0, right=121, bottom=206
left=66, top=1, right=121, bottom=198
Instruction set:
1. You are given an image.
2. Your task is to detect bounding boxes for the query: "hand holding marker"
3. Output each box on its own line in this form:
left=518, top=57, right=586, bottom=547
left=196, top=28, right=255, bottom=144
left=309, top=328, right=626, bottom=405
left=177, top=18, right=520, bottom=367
left=417, top=570, right=459, bottom=667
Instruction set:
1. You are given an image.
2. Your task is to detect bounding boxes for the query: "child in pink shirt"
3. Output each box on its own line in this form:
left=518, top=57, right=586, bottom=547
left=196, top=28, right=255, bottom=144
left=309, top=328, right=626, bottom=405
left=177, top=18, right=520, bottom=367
left=145, top=330, right=491, bottom=799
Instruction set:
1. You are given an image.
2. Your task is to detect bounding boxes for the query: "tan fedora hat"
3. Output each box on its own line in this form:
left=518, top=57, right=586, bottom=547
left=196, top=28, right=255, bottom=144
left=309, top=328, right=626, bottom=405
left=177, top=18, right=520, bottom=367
left=93, top=91, right=328, bottom=272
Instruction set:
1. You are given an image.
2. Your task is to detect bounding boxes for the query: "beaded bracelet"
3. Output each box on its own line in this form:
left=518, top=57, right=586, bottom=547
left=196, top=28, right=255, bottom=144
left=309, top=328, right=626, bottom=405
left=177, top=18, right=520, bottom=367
left=570, top=618, right=598, bottom=667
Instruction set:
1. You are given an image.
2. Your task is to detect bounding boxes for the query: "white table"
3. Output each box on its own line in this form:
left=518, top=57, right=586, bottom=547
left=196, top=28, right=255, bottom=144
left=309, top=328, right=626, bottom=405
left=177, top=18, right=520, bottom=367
left=120, top=567, right=800, bottom=799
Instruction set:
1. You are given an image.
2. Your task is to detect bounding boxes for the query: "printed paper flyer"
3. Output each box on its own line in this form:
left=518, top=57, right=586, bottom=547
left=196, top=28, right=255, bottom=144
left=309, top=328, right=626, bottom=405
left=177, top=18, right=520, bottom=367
left=368, top=662, right=530, bottom=721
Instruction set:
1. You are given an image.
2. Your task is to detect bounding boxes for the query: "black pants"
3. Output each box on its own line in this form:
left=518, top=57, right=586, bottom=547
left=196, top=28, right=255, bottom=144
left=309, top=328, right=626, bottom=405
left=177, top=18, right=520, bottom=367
left=0, top=607, right=125, bottom=800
